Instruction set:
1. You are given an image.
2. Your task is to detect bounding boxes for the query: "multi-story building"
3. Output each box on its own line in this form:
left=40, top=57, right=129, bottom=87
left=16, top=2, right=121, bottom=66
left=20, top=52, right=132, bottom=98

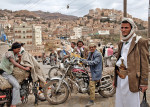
left=33, top=26, right=42, bottom=45
left=14, top=23, right=33, bottom=45
left=73, top=26, right=90, bottom=39
left=13, top=23, right=44, bottom=56
left=73, top=27, right=82, bottom=38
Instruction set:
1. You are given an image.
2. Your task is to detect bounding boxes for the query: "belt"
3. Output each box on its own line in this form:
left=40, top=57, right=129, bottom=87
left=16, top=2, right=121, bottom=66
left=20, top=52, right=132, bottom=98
left=116, top=68, right=128, bottom=79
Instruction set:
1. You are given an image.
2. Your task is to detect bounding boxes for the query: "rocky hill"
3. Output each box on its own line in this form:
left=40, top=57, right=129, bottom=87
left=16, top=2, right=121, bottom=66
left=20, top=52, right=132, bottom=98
left=33, top=10, right=78, bottom=20
left=13, top=10, right=39, bottom=18
left=0, top=9, right=78, bottom=20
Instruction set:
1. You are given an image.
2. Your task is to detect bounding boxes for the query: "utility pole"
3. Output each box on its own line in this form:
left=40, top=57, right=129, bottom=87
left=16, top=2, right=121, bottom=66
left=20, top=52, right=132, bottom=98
left=124, top=0, right=127, bottom=17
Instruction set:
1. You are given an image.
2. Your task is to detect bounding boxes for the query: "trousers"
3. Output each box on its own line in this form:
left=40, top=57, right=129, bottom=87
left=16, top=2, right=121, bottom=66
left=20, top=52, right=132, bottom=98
left=2, top=72, right=21, bottom=105
left=89, top=81, right=96, bottom=101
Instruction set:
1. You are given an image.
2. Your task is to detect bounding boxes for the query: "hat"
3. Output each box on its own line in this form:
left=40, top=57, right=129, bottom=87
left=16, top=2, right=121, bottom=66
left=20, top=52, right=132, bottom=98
left=8, top=42, right=21, bottom=51
left=88, top=43, right=97, bottom=47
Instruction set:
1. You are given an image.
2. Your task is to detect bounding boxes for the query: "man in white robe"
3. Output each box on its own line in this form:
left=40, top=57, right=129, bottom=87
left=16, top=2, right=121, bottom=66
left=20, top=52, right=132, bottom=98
left=114, top=18, right=149, bottom=107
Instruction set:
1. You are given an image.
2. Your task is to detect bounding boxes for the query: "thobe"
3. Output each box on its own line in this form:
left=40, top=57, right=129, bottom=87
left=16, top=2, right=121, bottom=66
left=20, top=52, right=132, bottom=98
left=115, top=35, right=140, bottom=107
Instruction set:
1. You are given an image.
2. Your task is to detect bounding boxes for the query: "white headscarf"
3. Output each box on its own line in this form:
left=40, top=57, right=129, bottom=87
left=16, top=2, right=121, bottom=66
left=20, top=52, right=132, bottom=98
left=121, top=18, right=137, bottom=41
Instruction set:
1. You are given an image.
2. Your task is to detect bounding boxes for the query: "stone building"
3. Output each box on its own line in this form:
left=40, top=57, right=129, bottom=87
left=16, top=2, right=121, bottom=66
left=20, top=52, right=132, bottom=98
left=13, top=23, right=44, bottom=56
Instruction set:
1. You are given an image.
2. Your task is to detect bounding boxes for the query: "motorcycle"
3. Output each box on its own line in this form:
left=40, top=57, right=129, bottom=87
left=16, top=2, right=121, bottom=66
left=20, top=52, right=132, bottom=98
left=0, top=72, right=46, bottom=107
left=44, top=57, right=115, bottom=105
left=48, top=58, right=69, bottom=79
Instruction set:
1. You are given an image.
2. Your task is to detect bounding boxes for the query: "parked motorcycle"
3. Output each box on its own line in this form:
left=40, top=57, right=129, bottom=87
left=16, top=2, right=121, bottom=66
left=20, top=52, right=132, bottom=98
left=48, top=58, right=69, bottom=79
left=0, top=72, right=45, bottom=107
left=44, top=58, right=115, bottom=105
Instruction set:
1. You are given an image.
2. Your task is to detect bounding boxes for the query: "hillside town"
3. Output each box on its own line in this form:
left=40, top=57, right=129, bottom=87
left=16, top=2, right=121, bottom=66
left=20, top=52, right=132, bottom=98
left=0, top=8, right=148, bottom=57
left=0, top=0, right=150, bottom=106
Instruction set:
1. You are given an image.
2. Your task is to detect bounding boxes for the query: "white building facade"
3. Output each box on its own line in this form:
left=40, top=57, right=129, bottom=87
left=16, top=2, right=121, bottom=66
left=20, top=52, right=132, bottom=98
left=33, top=26, right=42, bottom=45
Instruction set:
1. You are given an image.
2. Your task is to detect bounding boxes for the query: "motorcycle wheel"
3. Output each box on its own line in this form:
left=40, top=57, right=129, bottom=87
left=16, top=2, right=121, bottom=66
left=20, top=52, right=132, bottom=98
left=48, top=67, right=63, bottom=79
left=98, top=76, right=116, bottom=98
left=99, top=87, right=116, bottom=98
left=44, top=79, right=69, bottom=105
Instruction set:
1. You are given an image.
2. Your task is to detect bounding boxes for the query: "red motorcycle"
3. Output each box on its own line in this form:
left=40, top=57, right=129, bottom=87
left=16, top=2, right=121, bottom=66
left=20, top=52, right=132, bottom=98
left=44, top=58, right=115, bottom=105
left=0, top=72, right=45, bottom=107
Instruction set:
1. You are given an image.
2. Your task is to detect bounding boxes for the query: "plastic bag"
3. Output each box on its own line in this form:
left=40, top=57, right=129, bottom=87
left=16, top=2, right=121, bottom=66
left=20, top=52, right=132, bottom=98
left=140, top=92, right=149, bottom=107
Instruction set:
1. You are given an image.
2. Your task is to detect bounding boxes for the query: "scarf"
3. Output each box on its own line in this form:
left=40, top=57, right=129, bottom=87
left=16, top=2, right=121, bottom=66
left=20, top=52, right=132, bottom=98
left=121, top=18, right=137, bottom=41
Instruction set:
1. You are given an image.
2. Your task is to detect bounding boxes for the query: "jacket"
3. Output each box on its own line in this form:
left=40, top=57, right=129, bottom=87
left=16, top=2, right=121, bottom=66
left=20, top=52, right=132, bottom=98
left=114, top=36, right=149, bottom=92
left=87, top=50, right=103, bottom=81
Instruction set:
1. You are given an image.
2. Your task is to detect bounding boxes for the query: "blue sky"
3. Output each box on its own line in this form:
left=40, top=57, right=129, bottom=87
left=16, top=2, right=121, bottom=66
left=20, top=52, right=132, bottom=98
left=0, top=0, right=149, bottom=21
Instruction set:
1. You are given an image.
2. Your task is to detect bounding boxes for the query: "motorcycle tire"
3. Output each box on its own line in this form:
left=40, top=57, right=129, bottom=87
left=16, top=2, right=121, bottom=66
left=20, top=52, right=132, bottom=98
left=44, top=79, right=69, bottom=105
left=98, top=76, right=116, bottom=98
left=48, top=67, right=63, bottom=79
left=99, top=87, right=116, bottom=98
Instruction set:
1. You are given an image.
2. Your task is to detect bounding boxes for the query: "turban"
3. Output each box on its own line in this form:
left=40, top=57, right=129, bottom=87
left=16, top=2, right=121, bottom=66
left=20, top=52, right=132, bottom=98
left=121, top=18, right=137, bottom=41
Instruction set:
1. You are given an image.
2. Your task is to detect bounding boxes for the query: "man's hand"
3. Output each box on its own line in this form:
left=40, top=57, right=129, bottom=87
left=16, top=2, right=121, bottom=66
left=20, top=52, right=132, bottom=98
left=24, top=67, right=30, bottom=71
left=139, top=85, right=148, bottom=93
left=80, top=58, right=87, bottom=65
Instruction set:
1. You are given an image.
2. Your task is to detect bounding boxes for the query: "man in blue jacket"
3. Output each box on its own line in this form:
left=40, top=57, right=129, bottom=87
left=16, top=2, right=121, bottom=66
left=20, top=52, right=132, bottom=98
left=81, top=43, right=103, bottom=107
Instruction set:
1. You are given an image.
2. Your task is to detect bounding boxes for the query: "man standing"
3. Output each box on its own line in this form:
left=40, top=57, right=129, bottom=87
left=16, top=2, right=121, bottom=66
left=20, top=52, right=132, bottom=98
left=76, top=40, right=88, bottom=59
left=114, top=18, right=149, bottom=107
left=81, top=43, right=103, bottom=107
left=49, top=50, right=57, bottom=65
left=70, top=42, right=76, bottom=53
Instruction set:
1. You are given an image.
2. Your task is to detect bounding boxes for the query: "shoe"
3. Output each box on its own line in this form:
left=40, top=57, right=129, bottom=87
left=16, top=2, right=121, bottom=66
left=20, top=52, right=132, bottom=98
left=85, top=100, right=94, bottom=107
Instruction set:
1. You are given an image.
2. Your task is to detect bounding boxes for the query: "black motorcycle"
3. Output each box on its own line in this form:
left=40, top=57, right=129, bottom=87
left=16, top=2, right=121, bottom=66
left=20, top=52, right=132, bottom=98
left=0, top=72, right=45, bottom=107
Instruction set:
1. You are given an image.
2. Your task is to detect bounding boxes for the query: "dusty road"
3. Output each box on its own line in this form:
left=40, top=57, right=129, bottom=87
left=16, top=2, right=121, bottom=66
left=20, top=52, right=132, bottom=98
left=18, top=64, right=150, bottom=107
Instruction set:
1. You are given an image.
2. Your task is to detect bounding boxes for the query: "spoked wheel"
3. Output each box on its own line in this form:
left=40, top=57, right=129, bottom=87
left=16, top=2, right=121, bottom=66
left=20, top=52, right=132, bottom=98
left=48, top=67, right=63, bottom=79
left=99, top=75, right=116, bottom=98
left=44, top=79, right=69, bottom=105
left=99, top=86, right=116, bottom=98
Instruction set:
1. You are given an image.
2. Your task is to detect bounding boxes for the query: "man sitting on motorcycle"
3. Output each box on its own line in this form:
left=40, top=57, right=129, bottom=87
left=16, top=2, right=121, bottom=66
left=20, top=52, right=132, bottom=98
left=80, top=43, right=103, bottom=107
left=0, top=42, right=30, bottom=107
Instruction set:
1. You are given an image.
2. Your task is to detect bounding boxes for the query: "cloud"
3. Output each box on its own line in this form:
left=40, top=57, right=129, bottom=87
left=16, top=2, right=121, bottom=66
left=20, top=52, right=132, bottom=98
left=0, top=0, right=148, bottom=21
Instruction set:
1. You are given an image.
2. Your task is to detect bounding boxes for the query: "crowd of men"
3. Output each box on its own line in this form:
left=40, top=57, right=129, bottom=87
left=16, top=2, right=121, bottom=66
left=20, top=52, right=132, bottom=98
left=0, top=18, right=149, bottom=107
left=42, top=18, right=149, bottom=107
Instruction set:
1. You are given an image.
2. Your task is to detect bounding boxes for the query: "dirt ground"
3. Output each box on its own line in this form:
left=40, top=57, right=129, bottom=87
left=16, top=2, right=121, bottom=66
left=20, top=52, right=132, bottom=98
left=18, top=64, right=150, bottom=107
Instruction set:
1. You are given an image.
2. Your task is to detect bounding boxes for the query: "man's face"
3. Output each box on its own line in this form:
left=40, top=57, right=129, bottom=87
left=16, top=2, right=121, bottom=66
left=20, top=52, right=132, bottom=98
left=13, top=48, right=21, bottom=54
left=121, top=23, right=132, bottom=37
left=89, top=46, right=96, bottom=53
left=77, top=42, right=83, bottom=48
left=71, top=43, right=75, bottom=48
